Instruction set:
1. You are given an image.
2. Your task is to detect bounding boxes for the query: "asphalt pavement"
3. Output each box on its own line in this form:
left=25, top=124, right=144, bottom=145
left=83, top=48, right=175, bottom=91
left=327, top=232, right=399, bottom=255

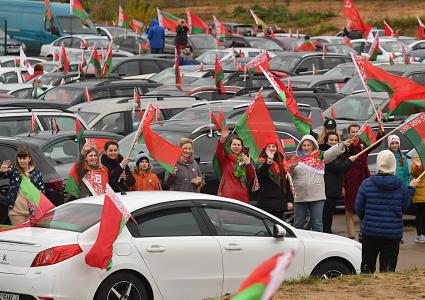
left=331, top=212, right=425, bottom=271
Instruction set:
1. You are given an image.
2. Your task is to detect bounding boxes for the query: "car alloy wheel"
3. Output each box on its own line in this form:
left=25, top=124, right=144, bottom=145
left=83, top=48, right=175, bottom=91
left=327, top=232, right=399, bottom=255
left=107, top=280, right=142, bottom=300
left=311, top=259, right=352, bottom=279
left=319, top=269, right=344, bottom=280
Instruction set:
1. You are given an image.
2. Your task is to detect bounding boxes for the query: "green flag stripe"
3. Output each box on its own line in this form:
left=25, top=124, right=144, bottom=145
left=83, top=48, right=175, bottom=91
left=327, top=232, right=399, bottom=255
left=235, top=113, right=261, bottom=160
left=65, top=176, right=80, bottom=198
left=359, top=132, right=372, bottom=146
left=367, top=79, right=395, bottom=94
left=20, top=176, right=41, bottom=205
left=162, top=11, right=179, bottom=21
left=389, top=99, right=425, bottom=116
left=73, top=9, right=88, bottom=21
left=231, top=283, right=266, bottom=300
left=191, top=26, right=206, bottom=33
left=405, top=129, right=425, bottom=166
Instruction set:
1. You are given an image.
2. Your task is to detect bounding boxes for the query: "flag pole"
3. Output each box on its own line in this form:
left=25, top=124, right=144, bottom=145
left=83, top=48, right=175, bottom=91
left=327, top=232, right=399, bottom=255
left=418, top=170, right=425, bottom=181
left=126, top=102, right=150, bottom=158
left=350, top=53, right=381, bottom=122
left=354, top=123, right=404, bottom=158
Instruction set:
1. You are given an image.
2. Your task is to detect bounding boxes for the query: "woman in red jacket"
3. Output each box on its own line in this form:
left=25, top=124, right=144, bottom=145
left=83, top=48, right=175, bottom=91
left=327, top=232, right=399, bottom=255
left=215, top=127, right=256, bottom=203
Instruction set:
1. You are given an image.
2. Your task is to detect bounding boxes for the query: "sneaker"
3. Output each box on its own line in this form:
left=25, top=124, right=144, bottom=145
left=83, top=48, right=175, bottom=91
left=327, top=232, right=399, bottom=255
left=415, top=235, right=425, bottom=243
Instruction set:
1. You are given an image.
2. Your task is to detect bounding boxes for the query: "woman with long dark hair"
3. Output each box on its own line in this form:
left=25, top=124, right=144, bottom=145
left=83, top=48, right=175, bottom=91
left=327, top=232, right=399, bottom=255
left=256, top=137, right=293, bottom=219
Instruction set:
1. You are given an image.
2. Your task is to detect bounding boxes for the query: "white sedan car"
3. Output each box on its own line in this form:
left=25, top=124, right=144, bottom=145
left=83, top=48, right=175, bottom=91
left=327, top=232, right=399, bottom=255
left=351, top=37, right=405, bottom=62
left=0, top=192, right=361, bottom=300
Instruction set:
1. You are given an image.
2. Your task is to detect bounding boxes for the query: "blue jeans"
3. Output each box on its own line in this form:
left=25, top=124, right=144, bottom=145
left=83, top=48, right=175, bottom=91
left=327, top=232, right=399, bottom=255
left=294, top=200, right=325, bottom=232
left=150, top=48, right=163, bottom=54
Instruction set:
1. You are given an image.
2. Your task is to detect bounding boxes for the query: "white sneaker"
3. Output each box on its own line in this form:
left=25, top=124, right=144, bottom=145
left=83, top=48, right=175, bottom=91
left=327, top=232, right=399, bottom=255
left=415, top=235, right=425, bottom=243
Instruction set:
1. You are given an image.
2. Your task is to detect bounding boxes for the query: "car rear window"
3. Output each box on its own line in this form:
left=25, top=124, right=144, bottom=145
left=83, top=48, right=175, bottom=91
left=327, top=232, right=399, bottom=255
left=33, top=203, right=102, bottom=233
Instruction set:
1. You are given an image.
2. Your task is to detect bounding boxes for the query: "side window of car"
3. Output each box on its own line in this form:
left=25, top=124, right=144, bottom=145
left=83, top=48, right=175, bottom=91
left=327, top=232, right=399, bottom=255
left=135, top=207, right=202, bottom=237
left=112, top=87, right=134, bottom=97
left=276, top=132, right=299, bottom=156
left=1, top=72, right=18, bottom=84
left=11, top=88, right=32, bottom=98
left=141, top=60, right=161, bottom=74
left=193, top=134, right=219, bottom=163
left=314, top=82, right=336, bottom=93
left=203, top=207, right=271, bottom=237
left=268, top=108, right=291, bottom=123
left=92, top=112, right=125, bottom=133
left=117, top=62, right=139, bottom=76
left=408, top=73, right=425, bottom=86
left=296, top=58, right=321, bottom=74
left=351, top=42, right=363, bottom=53
left=120, top=37, right=135, bottom=49
left=323, top=58, right=347, bottom=71
left=296, top=96, right=320, bottom=108
left=91, top=89, right=110, bottom=100
left=70, top=38, right=82, bottom=49
left=61, top=38, right=72, bottom=48
left=43, top=139, right=78, bottom=165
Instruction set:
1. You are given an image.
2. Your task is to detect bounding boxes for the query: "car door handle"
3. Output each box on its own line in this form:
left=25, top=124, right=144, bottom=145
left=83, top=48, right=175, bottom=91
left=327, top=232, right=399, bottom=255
left=146, top=245, right=166, bottom=253
left=224, top=243, right=242, bottom=251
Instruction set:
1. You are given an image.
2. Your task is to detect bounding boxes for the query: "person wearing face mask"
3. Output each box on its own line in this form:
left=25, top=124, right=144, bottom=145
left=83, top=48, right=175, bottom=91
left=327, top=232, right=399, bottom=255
left=387, top=135, right=410, bottom=187
left=101, top=141, right=135, bottom=193
left=289, top=134, right=351, bottom=232
left=321, top=133, right=357, bottom=234
left=256, top=136, right=294, bottom=219
left=344, top=122, right=384, bottom=240
left=215, top=127, right=256, bottom=203
left=0, top=147, right=45, bottom=225
left=130, top=155, right=161, bottom=191
left=65, top=143, right=108, bottom=202
left=164, top=138, right=204, bottom=192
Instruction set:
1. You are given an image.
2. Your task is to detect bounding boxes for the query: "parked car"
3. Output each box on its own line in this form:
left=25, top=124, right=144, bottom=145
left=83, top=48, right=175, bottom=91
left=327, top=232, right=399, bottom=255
left=269, top=52, right=351, bottom=76
left=0, top=67, right=28, bottom=84
left=0, top=83, right=33, bottom=98
left=219, top=36, right=285, bottom=53
left=272, top=36, right=304, bottom=51
left=283, top=75, right=349, bottom=94
left=223, top=23, right=255, bottom=36
left=0, top=107, right=88, bottom=137
left=351, top=37, right=405, bottom=62
left=41, top=79, right=162, bottom=106
left=195, top=48, right=263, bottom=65
left=317, top=43, right=357, bottom=55
left=163, top=33, right=218, bottom=57
left=0, top=191, right=361, bottom=299
left=33, top=71, right=121, bottom=87
left=0, top=56, right=45, bottom=68
left=69, top=96, right=205, bottom=136
left=109, top=57, right=174, bottom=77
left=96, top=26, right=150, bottom=54
left=0, top=137, right=65, bottom=218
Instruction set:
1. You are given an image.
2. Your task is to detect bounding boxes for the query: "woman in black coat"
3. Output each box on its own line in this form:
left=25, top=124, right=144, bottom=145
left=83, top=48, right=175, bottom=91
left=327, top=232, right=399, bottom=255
left=256, top=137, right=293, bottom=220
left=320, top=133, right=356, bottom=234
left=101, top=141, right=135, bottom=193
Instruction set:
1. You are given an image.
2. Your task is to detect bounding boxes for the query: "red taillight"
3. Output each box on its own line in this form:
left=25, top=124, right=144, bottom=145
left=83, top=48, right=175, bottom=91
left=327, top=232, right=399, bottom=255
left=31, top=244, right=82, bottom=267
left=47, top=178, right=65, bottom=192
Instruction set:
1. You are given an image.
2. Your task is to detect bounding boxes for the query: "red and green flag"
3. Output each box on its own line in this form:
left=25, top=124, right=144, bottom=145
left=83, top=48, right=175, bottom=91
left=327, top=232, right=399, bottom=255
left=246, top=51, right=270, bottom=74
left=231, top=251, right=295, bottom=300
left=235, top=90, right=284, bottom=161
left=134, top=88, right=141, bottom=107
left=368, top=34, right=379, bottom=61
left=215, top=55, right=225, bottom=94
left=65, top=164, right=80, bottom=198
left=119, top=6, right=132, bottom=30
left=261, top=66, right=313, bottom=135
left=357, top=122, right=376, bottom=146
left=175, top=48, right=182, bottom=86
left=85, top=185, right=131, bottom=270
left=213, top=15, right=227, bottom=38
left=210, top=111, right=225, bottom=131
left=344, top=0, right=371, bottom=38
left=70, top=0, right=89, bottom=22
left=84, top=86, right=92, bottom=102
left=186, top=9, right=209, bottom=34
left=351, top=53, right=425, bottom=116
left=383, top=20, right=394, bottom=36
left=157, top=8, right=179, bottom=32
left=102, top=43, right=113, bottom=78
left=249, top=9, right=265, bottom=26
left=20, top=175, right=55, bottom=222
left=60, top=42, right=69, bottom=74
left=399, top=112, right=425, bottom=166
left=76, top=118, right=85, bottom=142
left=90, top=47, right=102, bottom=77
left=44, top=0, right=52, bottom=22
left=131, top=20, right=144, bottom=34
left=418, top=17, right=425, bottom=40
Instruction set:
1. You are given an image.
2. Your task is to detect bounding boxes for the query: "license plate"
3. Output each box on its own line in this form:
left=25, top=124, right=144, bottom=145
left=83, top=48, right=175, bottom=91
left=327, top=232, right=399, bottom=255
left=0, top=292, right=19, bottom=300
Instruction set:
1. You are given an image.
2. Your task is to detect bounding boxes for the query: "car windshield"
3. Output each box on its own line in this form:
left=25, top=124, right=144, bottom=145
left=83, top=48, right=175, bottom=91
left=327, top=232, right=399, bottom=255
left=191, top=73, right=232, bottom=86
left=190, top=36, right=217, bottom=49
left=269, top=56, right=299, bottom=72
left=380, top=40, right=403, bottom=53
left=33, top=203, right=103, bottom=233
left=197, top=51, right=228, bottom=64
left=324, top=65, right=355, bottom=77
left=43, top=87, right=82, bottom=103
left=248, top=39, right=282, bottom=51
left=56, top=16, right=95, bottom=34
left=86, top=38, right=110, bottom=49
left=119, top=130, right=186, bottom=160
left=77, top=111, right=99, bottom=124
left=325, top=44, right=356, bottom=54
left=324, top=95, right=386, bottom=121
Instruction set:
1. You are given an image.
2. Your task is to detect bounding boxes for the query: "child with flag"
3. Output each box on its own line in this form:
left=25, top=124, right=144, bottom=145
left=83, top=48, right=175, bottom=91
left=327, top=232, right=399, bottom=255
left=412, top=157, right=425, bottom=243
left=164, top=138, right=204, bottom=192
left=0, top=147, right=45, bottom=225
left=130, top=154, right=161, bottom=191
left=65, top=142, right=108, bottom=202
left=343, top=122, right=384, bottom=240
left=256, top=136, right=294, bottom=219
left=289, top=135, right=351, bottom=232
left=215, top=127, right=256, bottom=203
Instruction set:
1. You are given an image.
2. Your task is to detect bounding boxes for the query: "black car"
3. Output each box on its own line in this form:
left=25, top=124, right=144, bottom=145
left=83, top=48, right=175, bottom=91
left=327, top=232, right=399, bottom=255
left=114, top=35, right=150, bottom=55
left=119, top=120, right=301, bottom=197
left=269, top=52, right=352, bottom=76
left=0, top=137, right=64, bottom=223
left=110, top=57, right=174, bottom=77
left=41, top=79, right=162, bottom=106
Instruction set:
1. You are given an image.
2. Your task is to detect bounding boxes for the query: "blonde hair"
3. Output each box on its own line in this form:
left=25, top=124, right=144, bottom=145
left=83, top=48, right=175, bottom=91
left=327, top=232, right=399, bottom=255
left=178, top=138, right=193, bottom=148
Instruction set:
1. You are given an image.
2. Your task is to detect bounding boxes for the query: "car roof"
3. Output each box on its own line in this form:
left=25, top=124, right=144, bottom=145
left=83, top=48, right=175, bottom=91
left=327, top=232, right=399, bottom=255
left=112, top=57, right=173, bottom=63
left=0, top=99, right=70, bottom=110
left=272, top=51, right=348, bottom=58
left=379, top=64, right=425, bottom=72
left=0, top=83, right=32, bottom=91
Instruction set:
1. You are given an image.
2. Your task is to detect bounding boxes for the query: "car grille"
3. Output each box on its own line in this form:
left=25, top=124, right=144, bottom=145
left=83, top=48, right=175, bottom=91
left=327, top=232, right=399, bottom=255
left=0, top=291, right=37, bottom=300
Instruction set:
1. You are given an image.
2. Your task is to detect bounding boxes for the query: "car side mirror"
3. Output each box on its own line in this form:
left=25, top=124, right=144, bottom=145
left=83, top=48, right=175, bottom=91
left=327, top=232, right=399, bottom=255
left=273, top=224, right=286, bottom=239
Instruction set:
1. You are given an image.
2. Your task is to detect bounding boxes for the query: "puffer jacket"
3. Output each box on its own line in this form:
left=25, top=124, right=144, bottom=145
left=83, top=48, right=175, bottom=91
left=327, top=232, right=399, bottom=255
left=291, top=135, right=346, bottom=202
left=164, top=156, right=203, bottom=192
left=355, top=174, right=415, bottom=239
left=412, top=158, right=425, bottom=203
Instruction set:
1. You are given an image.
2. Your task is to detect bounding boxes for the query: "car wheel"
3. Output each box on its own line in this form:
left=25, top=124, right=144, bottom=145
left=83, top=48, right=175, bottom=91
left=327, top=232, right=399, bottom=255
left=95, top=271, right=149, bottom=300
left=311, top=259, right=352, bottom=279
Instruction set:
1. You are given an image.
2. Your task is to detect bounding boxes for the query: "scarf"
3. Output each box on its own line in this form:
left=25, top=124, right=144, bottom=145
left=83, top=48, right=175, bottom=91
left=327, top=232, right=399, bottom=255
left=297, top=150, right=325, bottom=175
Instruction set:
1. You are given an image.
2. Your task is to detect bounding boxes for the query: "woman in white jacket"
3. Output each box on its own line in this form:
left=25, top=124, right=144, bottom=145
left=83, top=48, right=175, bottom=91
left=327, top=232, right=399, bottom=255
left=289, top=135, right=351, bottom=232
